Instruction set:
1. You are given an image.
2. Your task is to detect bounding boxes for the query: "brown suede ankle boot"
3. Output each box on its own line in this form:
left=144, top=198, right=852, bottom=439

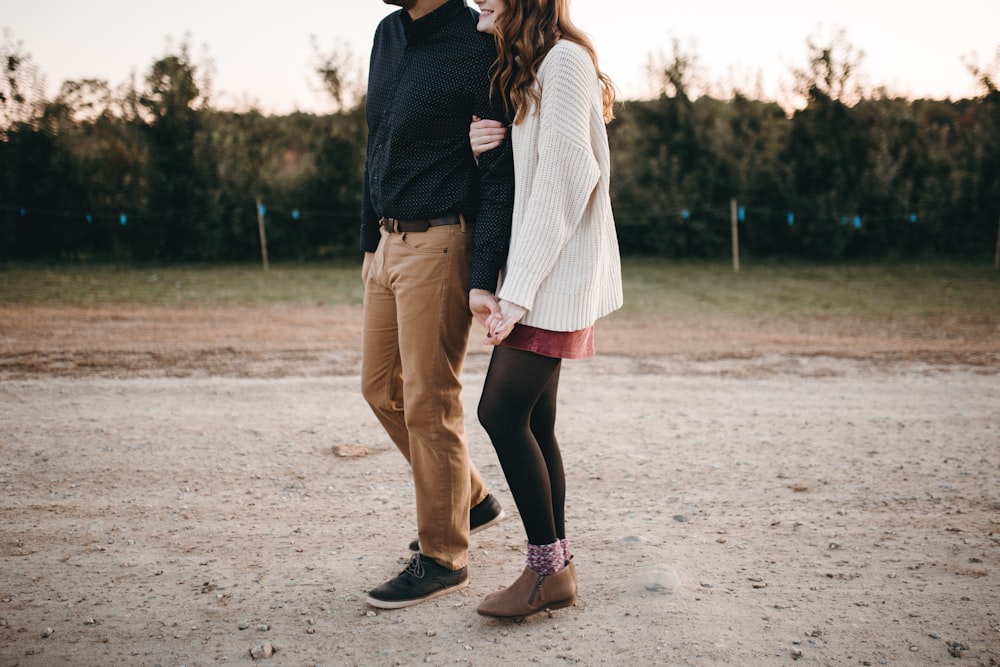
left=477, top=563, right=577, bottom=618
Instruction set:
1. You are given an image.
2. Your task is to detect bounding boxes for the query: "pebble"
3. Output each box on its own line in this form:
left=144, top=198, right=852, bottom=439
left=249, top=642, right=275, bottom=660
left=947, top=641, right=968, bottom=657
left=238, top=620, right=250, bottom=630
left=333, top=445, right=368, bottom=458
left=643, top=564, right=679, bottom=594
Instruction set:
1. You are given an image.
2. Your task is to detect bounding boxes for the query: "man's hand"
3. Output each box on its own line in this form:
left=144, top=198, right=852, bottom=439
left=362, top=252, right=374, bottom=284
left=470, top=115, right=507, bottom=158
left=486, top=299, right=527, bottom=345
left=469, top=289, right=500, bottom=339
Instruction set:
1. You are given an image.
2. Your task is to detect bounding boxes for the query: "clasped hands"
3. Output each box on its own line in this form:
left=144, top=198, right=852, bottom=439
left=469, top=289, right=526, bottom=345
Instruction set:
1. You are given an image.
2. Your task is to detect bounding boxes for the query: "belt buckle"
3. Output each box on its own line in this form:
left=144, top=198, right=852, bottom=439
left=380, top=217, right=398, bottom=233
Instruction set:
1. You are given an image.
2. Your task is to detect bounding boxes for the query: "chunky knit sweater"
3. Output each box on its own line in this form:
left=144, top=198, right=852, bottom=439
left=497, top=40, right=623, bottom=332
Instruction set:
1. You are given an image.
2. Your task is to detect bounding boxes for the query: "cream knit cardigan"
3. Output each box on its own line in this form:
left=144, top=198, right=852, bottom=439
left=497, top=40, right=623, bottom=332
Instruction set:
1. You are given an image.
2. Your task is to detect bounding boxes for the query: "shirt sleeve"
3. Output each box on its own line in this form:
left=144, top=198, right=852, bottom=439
left=497, top=43, right=602, bottom=310
left=360, top=23, right=385, bottom=254
left=360, top=153, right=380, bottom=253
left=467, top=53, right=515, bottom=292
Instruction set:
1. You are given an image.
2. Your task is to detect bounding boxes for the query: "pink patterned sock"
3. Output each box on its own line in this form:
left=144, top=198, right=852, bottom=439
left=560, top=538, right=572, bottom=564
left=526, top=541, right=564, bottom=576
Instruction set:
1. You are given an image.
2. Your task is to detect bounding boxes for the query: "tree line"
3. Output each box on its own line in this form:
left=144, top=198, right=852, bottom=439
left=1, top=31, right=998, bottom=262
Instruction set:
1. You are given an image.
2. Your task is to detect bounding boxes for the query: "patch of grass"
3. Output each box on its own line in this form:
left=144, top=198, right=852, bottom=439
left=0, top=261, right=366, bottom=306
left=616, top=259, right=999, bottom=322
left=1, top=260, right=997, bottom=324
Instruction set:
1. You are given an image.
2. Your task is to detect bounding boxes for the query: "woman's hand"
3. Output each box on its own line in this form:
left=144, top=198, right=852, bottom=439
left=486, top=299, right=527, bottom=345
left=470, top=115, right=507, bottom=158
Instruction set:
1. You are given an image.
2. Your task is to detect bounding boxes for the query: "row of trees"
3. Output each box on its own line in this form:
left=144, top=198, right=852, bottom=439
left=1, top=31, right=998, bottom=262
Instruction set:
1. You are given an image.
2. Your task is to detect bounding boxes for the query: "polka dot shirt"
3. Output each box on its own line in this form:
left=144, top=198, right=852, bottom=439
left=361, top=0, right=515, bottom=292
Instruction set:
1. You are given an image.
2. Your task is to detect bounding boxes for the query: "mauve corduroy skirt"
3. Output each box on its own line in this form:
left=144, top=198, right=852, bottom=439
left=500, top=323, right=594, bottom=360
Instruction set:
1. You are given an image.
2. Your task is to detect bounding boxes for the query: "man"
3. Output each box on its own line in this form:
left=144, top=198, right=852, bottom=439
left=360, top=0, right=514, bottom=609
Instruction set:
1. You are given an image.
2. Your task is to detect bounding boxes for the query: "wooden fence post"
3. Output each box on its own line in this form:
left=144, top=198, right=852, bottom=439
left=256, top=195, right=269, bottom=272
left=994, top=213, right=999, bottom=270
left=730, top=198, right=740, bottom=272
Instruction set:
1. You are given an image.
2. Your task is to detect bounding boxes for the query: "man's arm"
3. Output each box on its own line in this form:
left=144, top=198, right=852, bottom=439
left=470, top=115, right=507, bottom=157
left=467, top=62, right=515, bottom=293
left=360, top=163, right=381, bottom=254
left=359, top=21, right=386, bottom=256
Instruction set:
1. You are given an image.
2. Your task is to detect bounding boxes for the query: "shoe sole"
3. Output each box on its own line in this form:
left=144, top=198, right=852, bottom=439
left=409, top=509, right=507, bottom=552
left=366, top=578, right=470, bottom=610
left=471, top=509, right=506, bottom=535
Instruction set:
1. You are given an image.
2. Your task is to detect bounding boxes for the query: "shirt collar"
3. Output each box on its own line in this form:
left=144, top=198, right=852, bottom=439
left=401, top=0, right=466, bottom=44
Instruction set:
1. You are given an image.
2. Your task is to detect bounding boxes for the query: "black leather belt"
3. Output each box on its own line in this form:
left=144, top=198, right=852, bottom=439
left=379, top=215, right=462, bottom=233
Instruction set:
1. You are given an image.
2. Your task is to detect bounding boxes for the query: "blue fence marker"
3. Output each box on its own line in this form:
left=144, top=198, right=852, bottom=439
left=909, top=213, right=918, bottom=223
left=258, top=204, right=266, bottom=217
left=853, top=216, right=862, bottom=229
left=787, top=212, right=794, bottom=226
left=120, top=214, right=127, bottom=226
left=738, top=206, right=745, bottom=222
left=681, top=209, right=690, bottom=220
left=292, top=209, right=300, bottom=220
left=86, top=214, right=93, bottom=224
left=20, top=208, right=26, bottom=216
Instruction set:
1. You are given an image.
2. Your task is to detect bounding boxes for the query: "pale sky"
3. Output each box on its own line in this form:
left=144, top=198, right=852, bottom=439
left=3, top=0, right=998, bottom=114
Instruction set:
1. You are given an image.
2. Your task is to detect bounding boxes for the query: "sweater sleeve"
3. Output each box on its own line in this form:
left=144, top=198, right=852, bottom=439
left=497, top=42, right=602, bottom=311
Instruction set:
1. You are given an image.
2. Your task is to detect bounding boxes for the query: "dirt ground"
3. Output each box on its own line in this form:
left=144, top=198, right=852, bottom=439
left=1, top=304, right=998, bottom=666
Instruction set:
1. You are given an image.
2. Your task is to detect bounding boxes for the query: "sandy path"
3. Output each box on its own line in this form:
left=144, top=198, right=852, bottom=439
left=0, top=305, right=998, bottom=665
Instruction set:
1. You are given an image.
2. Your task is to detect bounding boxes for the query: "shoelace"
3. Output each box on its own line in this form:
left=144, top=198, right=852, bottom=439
left=403, top=554, right=426, bottom=579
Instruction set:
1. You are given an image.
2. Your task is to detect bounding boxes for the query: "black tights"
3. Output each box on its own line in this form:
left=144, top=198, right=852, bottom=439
left=478, top=345, right=565, bottom=546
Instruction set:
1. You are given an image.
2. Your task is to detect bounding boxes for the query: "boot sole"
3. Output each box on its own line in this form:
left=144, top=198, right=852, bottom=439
left=476, top=595, right=576, bottom=619
left=366, top=578, right=470, bottom=610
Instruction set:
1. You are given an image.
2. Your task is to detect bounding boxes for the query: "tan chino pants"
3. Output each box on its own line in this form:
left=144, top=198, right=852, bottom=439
left=361, top=221, right=489, bottom=570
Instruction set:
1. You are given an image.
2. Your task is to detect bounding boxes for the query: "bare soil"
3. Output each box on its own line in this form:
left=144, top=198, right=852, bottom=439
left=1, top=304, right=998, bottom=666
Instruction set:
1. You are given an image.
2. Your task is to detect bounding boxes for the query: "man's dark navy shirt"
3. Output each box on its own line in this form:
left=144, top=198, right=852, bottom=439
left=361, top=0, right=514, bottom=292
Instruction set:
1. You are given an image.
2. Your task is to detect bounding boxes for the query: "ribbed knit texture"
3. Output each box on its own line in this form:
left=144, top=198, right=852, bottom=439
left=497, top=40, right=623, bottom=332
left=560, top=537, right=572, bottom=563
left=527, top=541, right=566, bottom=576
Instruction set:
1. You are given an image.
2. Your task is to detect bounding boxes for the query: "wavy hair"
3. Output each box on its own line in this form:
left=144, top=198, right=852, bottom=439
left=490, top=0, right=616, bottom=124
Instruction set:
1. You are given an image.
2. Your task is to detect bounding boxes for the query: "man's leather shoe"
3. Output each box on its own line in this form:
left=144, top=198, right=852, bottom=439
left=408, top=493, right=506, bottom=551
left=367, top=554, right=468, bottom=609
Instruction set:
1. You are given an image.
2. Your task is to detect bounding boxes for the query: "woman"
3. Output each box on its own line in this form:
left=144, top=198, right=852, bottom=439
left=468, top=0, right=623, bottom=619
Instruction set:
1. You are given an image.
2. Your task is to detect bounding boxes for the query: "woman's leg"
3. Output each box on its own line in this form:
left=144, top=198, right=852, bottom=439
left=529, top=362, right=564, bottom=540
left=476, top=346, right=578, bottom=615
left=478, top=345, right=564, bottom=547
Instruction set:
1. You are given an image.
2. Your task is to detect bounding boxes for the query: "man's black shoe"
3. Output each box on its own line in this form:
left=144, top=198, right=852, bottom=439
left=366, top=554, right=469, bottom=609
left=408, top=493, right=506, bottom=551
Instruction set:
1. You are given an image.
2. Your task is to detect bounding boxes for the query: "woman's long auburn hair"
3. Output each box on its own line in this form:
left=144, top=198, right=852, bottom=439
left=490, top=0, right=616, bottom=125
